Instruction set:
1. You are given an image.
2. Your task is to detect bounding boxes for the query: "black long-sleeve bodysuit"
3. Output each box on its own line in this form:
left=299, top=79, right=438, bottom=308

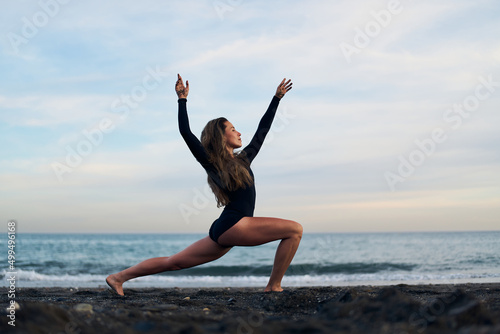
left=178, top=96, right=280, bottom=245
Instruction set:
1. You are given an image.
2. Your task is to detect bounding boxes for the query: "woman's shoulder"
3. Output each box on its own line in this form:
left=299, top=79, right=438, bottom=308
left=235, top=151, right=251, bottom=164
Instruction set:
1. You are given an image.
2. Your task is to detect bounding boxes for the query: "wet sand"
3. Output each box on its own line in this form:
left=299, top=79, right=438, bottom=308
left=2, top=283, right=500, bottom=333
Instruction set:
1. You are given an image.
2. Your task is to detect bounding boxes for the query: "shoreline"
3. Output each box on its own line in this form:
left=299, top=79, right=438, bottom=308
left=2, top=283, right=500, bottom=333
left=2, top=276, right=500, bottom=289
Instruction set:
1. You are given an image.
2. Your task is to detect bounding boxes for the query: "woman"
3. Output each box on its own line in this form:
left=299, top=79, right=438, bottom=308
left=106, top=74, right=302, bottom=295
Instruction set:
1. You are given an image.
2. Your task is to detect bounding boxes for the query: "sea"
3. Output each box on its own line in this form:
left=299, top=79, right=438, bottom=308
left=1, top=231, right=500, bottom=288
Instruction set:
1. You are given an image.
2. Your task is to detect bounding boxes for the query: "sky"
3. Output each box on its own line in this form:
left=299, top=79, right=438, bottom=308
left=1, top=0, right=499, bottom=234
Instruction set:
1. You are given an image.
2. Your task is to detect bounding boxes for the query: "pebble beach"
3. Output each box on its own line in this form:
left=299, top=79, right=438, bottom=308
left=2, top=283, right=500, bottom=333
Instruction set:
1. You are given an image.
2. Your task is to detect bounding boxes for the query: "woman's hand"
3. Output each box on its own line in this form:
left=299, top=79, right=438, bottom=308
left=175, top=74, right=189, bottom=99
left=275, top=78, right=292, bottom=99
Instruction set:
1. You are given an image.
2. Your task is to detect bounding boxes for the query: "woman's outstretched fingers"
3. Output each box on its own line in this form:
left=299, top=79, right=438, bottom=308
left=176, top=73, right=189, bottom=98
left=275, top=78, right=293, bottom=99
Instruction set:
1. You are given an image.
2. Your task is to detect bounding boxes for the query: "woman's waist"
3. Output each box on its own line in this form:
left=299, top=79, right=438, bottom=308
left=222, top=204, right=254, bottom=217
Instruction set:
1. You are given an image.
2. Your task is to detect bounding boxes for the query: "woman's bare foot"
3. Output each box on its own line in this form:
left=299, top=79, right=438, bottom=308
left=106, top=274, right=124, bottom=296
left=264, top=284, right=283, bottom=292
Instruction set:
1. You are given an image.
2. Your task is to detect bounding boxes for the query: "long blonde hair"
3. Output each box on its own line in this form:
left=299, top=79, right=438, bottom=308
left=201, top=117, right=253, bottom=207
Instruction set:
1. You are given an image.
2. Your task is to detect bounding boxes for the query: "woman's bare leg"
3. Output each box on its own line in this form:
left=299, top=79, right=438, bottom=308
left=106, top=236, right=232, bottom=295
left=217, top=217, right=303, bottom=292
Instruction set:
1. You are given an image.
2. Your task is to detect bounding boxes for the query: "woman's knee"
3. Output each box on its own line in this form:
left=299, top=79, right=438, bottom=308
left=289, top=220, right=303, bottom=238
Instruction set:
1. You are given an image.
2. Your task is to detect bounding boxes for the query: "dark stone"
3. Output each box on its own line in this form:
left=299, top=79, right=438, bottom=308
left=133, top=321, right=156, bottom=332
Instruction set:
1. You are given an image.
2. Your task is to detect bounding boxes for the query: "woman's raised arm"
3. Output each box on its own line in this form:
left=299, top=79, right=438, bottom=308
left=243, top=78, right=293, bottom=163
left=176, top=75, right=211, bottom=167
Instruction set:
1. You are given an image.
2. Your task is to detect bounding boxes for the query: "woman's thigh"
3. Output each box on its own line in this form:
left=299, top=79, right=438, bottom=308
left=168, top=236, right=232, bottom=269
left=217, top=217, right=302, bottom=247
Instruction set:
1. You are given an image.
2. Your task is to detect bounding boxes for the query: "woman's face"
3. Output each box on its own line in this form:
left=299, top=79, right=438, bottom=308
left=223, top=121, right=242, bottom=149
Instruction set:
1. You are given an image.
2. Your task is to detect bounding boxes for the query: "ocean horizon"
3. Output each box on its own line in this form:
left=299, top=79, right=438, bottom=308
left=2, top=231, right=500, bottom=288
